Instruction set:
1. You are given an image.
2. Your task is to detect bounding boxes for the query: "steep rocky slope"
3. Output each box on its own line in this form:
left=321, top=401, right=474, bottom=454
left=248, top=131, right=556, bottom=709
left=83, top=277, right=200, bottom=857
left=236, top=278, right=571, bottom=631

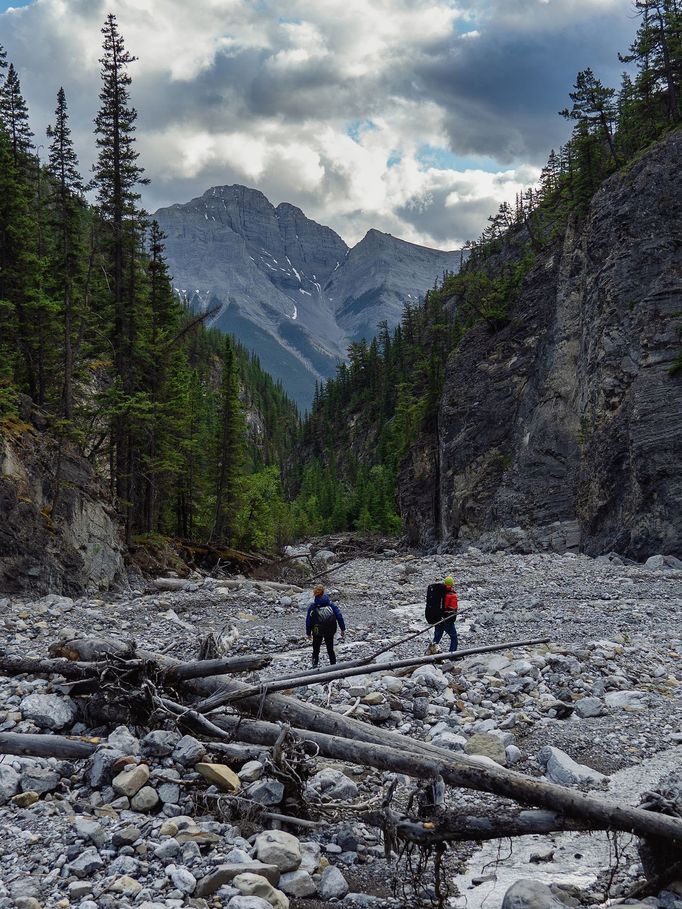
left=0, top=403, right=125, bottom=596
left=154, top=186, right=459, bottom=409
left=401, top=130, right=682, bottom=558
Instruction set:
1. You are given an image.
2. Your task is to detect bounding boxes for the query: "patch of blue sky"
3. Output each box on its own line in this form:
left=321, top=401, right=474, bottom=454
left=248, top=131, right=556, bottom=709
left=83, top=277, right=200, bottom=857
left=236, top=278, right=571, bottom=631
left=387, top=153, right=402, bottom=169
left=0, top=0, right=33, bottom=10
left=416, top=144, right=508, bottom=174
left=346, top=119, right=378, bottom=144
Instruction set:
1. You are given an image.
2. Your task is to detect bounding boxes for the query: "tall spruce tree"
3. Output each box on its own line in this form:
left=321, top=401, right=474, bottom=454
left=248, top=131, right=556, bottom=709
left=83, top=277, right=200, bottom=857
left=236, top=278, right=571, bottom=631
left=47, top=88, right=85, bottom=420
left=211, top=336, right=245, bottom=544
left=92, top=13, right=148, bottom=538
left=560, top=68, right=620, bottom=165
left=0, top=63, right=34, bottom=165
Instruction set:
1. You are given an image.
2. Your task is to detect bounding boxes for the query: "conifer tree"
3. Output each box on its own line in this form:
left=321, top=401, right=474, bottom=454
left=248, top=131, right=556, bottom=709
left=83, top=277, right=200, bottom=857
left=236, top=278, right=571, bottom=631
left=47, top=88, right=85, bottom=420
left=211, top=336, right=245, bottom=543
left=92, top=13, right=148, bottom=537
left=0, top=63, right=34, bottom=165
left=560, top=68, right=620, bottom=165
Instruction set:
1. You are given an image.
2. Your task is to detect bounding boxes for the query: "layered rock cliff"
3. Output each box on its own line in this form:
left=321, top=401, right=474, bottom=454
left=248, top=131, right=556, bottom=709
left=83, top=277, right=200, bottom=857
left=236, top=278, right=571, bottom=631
left=401, top=130, right=682, bottom=559
left=0, top=402, right=125, bottom=595
left=154, top=186, right=459, bottom=409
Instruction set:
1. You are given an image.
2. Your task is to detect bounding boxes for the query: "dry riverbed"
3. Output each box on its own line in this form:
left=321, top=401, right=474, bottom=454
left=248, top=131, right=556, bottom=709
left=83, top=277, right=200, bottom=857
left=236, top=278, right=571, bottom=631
left=0, top=544, right=681, bottom=909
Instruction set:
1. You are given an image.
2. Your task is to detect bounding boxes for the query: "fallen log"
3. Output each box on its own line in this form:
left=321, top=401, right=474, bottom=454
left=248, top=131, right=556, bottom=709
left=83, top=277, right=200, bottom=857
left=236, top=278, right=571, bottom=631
left=162, top=654, right=272, bottom=682
left=49, top=638, right=682, bottom=846
left=0, top=732, right=98, bottom=760
left=0, top=654, right=116, bottom=679
left=361, top=807, right=599, bottom=843
left=203, top=713, right=682, bottom=845
left=194, top=637, right=551, bottom=713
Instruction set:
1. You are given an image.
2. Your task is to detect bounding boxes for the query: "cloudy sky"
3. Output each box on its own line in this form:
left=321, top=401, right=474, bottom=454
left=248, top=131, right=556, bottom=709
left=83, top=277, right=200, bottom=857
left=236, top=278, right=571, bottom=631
left=1, top=0, right=635, bottom=248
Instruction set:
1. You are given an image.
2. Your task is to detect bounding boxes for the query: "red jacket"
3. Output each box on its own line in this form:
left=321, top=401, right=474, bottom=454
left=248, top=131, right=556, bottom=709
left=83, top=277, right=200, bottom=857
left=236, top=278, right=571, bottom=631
left=444, top=589, right=458, bottom=614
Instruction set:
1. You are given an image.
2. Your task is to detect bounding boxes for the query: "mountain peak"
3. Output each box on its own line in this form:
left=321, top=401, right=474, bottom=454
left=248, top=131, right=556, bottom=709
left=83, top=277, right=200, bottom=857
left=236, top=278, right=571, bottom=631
left=154, top=185, right=460, bottom=408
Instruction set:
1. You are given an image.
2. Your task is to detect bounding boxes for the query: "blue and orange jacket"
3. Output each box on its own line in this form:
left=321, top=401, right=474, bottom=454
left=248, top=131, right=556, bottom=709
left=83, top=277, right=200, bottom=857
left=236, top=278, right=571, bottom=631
left=306, top=594, right=346, bottom=635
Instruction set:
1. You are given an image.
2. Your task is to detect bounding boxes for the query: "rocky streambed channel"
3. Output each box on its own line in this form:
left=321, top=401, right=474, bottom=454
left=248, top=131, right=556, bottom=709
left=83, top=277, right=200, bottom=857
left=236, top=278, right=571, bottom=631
left=0, top=545, right=681, bottom=909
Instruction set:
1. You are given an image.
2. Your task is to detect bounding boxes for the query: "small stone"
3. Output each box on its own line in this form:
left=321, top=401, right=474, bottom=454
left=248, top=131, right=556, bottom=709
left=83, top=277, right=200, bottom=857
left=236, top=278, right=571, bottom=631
left=11, top=790, right=39, bottom=808
left=74, top=816, right=107, bottom=846
left=0, top=764, right=20, bottom=803
left=248, top=778, right=285, bottom=805
left=574, top=697, right=605, bottom=718
left=131, top=785, right=160, bottom=812
left=465, top=732, right=507, bottom=765
left=196, top=863, right=281, bottom=896
left=172, top=735, right=207, bottom=766
left=110, top=875, right=143, bottom=896
left=67, top=882, right=92, bottom=900
left=141, top=729, right=181, bottom=757
left=254, top=830, right=301, bottom=872
left=69, top=846, right=105, bottom=878
left=538, top=746, right=607, bottom=786
left=196, top=762, right=241, bottom=792
left=112, top=824, right=142, bottom=847
left=238, top=761, right=264, bottom=783
left=279, top=870, right=316, bottom=897
left=159, top=819, right=179, bottom=836
left=20, top=693, right=77, bottom=730
left=112, top=763, right=150, bottom=797
left=502, top=879, right=565, bottom=909
left=233, top=873, right=289, bottom=909
left=305, top=768, right=358, bottom=801
left=167, top=863, right=197, bottom=895
left=318, top=866, right=349, bottom=900
left=20, top=766, right=60, bottom=794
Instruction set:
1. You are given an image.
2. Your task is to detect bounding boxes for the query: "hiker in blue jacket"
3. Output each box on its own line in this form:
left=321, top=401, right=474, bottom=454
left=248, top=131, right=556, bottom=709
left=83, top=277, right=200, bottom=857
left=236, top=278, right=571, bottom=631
left=306, top=584, right=346, bottom=668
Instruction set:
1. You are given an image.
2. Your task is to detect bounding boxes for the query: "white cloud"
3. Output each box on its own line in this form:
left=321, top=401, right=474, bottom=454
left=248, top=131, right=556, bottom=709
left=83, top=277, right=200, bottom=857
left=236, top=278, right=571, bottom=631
left=1, top=0, right=633, bottom=248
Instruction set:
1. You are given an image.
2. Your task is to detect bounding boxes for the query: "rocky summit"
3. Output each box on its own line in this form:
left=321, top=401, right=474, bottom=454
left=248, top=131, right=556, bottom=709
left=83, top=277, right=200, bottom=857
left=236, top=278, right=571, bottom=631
left=154, top=186, right=459, bottom=409
left=0, top=543, right=681, bottom=909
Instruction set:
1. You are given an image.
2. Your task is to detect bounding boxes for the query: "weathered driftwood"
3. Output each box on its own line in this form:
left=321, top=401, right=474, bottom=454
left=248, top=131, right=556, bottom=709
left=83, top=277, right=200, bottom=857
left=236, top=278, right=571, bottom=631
left=362, top=807, right=599, bottom=843
left=203, top=713, right=682, bottom=845
left=0, top=732, right=98, bottom=760
left=49, top=639, right=682, bottom=845
left=194, top=637, right=551, bottom=713
left=0, top=653, right=117, bottom=679
left=162, top=654, right=272, bottom=682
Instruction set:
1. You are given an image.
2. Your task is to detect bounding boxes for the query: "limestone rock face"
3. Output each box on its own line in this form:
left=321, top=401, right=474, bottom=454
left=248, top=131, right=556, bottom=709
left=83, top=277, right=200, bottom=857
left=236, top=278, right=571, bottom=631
left=401, top=130, right=682, bottom=559
left=154, top=186, right=459, bottom=409
left=0, top=400, right=125, bottom=595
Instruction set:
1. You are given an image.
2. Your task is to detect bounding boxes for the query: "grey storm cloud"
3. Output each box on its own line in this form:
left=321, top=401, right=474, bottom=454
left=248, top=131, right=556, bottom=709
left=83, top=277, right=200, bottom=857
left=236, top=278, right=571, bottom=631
left=0, top=0, right=639, bottom=247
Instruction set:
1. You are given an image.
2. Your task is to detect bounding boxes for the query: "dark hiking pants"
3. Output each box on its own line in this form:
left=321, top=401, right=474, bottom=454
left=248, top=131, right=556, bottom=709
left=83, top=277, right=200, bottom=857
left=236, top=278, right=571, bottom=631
left=312, top=631, right=336, bottom=667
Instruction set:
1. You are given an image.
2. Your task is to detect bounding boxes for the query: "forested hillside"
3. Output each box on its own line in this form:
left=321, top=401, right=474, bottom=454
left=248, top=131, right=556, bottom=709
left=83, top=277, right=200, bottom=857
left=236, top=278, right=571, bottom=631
left=293, top=0, right=682, bottom=550
left=0, top=17, right=299, bottom=558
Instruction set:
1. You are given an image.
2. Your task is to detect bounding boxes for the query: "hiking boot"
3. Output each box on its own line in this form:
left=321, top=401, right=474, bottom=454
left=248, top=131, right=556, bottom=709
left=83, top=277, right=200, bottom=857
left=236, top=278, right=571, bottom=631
left=425, top=643, right=441, bottom=656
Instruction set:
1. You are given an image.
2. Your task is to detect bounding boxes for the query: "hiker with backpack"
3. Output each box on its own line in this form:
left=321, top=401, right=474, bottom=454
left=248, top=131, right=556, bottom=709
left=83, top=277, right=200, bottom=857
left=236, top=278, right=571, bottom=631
left=425, top=575, right=459, bottom=653
left=306, top=584, right=346, bottom=668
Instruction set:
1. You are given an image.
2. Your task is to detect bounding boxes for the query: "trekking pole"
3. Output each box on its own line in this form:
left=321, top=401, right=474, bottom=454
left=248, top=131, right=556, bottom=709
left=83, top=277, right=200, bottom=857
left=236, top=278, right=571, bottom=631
left=366, top=612, right=456, bottom=662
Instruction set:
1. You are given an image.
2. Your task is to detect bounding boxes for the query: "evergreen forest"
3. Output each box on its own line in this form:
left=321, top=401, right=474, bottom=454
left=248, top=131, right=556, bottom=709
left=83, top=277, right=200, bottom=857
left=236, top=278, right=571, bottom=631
left=293, top=0, right=682, bottom=535
left=0, top=16, right=299, bottom=553
left=1, top=2, right=681, bottom=551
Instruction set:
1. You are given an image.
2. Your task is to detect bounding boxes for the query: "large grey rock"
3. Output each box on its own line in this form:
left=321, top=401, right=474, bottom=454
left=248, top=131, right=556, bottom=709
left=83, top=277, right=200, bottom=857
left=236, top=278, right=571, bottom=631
left=0, top=765, right=20, bottom=803
left=318, top=866, right=349, bottom=900
left=464, top=733, right=507, bottom=765
left=20, top=693, right=77, bottom=730
left=172, top=735, right=206, bottom=766
left=248, top=777, right=285, bottom=805
left=254, top=830, right=301, bottom=872
left=196, top=863, right=281, bottom=896
left=154, top=186, right=459, bottom=409
left=537, top=746, right=607, bottom=786
left=400, top=131, right=682, bottom=558
left=68, top=847, right=105, bottom=878
left=502, top=880, right=566, bottom=909
left=21, top=765, right=60, bottom=794
left=278, top=870, right=316, bottom=898
left=141, top=729, right=180, bottom=756
left=305, top=767, right=358, bottom=801
left=575, top=697, right=605, bottom=718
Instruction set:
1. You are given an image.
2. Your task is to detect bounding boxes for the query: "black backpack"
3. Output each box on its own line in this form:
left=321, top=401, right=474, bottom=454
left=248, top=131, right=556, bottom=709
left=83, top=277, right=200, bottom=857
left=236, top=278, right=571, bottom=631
left=425, top=583, right=446, bottom=624
left=311, top=603, right=337, bottom=634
